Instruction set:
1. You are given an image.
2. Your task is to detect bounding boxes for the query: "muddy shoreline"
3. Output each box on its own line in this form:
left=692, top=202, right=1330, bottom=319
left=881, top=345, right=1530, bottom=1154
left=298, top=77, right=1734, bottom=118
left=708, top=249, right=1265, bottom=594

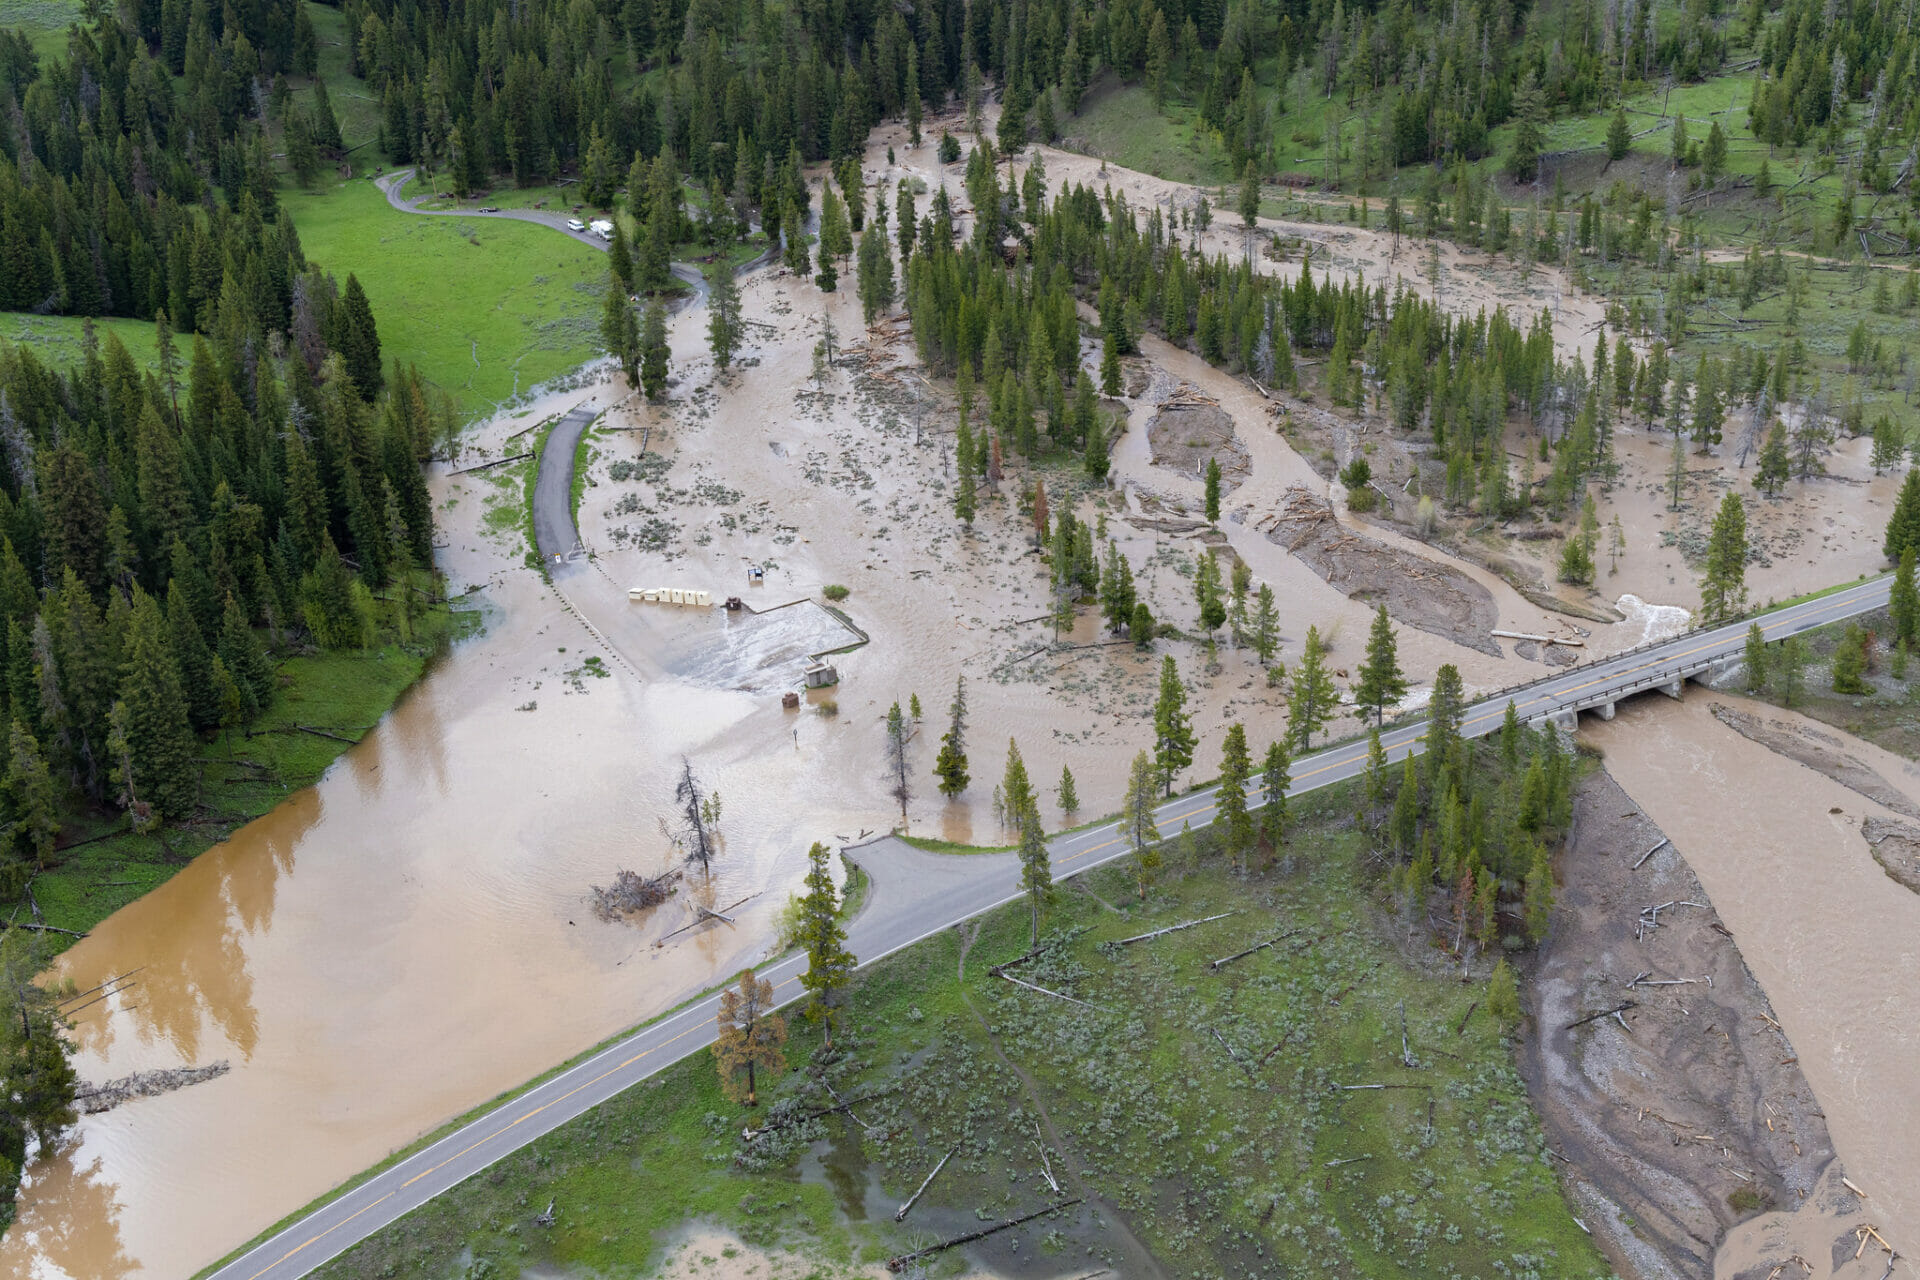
left=1520, top=769, right=1885, bottom=1280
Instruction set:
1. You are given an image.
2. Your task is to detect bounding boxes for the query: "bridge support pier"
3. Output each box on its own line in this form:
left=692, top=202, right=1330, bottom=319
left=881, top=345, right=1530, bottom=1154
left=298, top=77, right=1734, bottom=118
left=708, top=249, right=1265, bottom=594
left=1592, top=701, right=1616, bottom=721
left=1657, top=679, right=1685, bottom=700
left=1545, top=709, right=1578, bottom=733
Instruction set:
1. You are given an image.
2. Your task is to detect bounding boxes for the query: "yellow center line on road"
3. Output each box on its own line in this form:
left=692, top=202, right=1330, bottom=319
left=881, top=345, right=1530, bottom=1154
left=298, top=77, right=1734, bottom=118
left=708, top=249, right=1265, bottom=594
left=1054, top=585, right=1881, bottom=871
left=238, top=581, right=1885, bottom=1280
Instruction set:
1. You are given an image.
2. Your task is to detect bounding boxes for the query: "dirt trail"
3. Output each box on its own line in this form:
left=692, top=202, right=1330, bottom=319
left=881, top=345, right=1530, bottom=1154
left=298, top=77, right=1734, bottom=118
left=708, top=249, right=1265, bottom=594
left=1585, top=695, right=1920, bottom=1270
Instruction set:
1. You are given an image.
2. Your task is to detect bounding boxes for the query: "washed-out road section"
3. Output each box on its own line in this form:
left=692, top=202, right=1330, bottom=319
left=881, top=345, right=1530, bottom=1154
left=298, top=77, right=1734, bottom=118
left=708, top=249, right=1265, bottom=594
left=206, top=576, right=1893, bottom=1280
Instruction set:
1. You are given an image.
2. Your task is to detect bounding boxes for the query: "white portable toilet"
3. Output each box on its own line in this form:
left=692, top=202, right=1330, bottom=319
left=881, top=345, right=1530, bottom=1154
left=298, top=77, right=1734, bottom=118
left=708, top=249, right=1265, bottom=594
left=628, top=587, right=645, bottom=601
left=664, top=588, right=680, bottom=604
left=695, top=590, right=712, bottom=606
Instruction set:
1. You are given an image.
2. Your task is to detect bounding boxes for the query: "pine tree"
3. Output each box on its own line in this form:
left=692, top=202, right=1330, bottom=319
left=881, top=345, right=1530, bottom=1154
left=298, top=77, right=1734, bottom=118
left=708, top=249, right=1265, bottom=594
left=1288, top=625, right=1336, bottom=750
left=1831, top=624, right=1870, bottom=694
left=706, top=262, right=743, bottom=370
left=3, top=722, right=57, bottom=875
left=1755, top=424, right=1790, bottom=497
left=1018, top=806, right=1051, bottom=948
left=1153, top=655, right=1195, bottom=795
left=640, top=300, right=670, bottom=402
left=335, top=274, right=384, bottom=400
left=1001, top=738, right=1037, bottom=828
left=1249, top=583, right=1278, bottom=666
left=118, top=589, right=198, bottom=820
left=218, top=594, right=274, bottom=714
left=1215, top=722, right=1253, bottom=872
left=796, top=842, right=855, bottom=1047
left=1353, top=605, right=1407, bottom=724
left=1389, top=753, right=1419, bottom=853
left=711, top=970, right=786, bottom=1106
left=1055, top=764, right=1079, bottom=816
left=1427, top=663, right=1466, bottom=776
left=1120, top=749, right=1161, bottom=900
left=1886, top=470, right=1920, bottom=562
left=856, top=223, right=895, bottom=324
left=1260, top=738, right=1290, bottom=844
left=1779, top=636, right=1808, bottom=706
left=933, top=675, right=970, bottom=796
left=602, top=277, right=640, bottom=387
left=1892, top=548, right=1920, bottom=647
left=1699, top=492, right=1749, bottom=624
left=1204, top=457, right=1222, bottom=522
left=1606, top=104, right=1633, bottom=161
left=1744, top=622, right=1770, bottom=691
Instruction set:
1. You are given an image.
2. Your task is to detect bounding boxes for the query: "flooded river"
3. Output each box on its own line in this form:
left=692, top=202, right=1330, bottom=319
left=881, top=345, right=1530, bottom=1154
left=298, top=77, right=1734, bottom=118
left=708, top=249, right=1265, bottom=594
left=0, top=555, right=876, bottom=1277
left=1587, top=694, right=1920, bottom=1266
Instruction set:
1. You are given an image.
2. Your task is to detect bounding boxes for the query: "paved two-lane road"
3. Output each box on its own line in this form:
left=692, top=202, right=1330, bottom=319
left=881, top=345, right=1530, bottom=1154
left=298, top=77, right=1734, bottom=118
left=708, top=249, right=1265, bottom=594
left=207, top=572, right=1890, bottom=1280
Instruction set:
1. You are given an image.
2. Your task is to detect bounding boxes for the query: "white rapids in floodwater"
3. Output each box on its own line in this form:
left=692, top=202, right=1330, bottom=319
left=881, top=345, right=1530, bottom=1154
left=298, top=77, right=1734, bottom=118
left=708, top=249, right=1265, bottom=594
left=1616, top=594, right=1692, bottom=647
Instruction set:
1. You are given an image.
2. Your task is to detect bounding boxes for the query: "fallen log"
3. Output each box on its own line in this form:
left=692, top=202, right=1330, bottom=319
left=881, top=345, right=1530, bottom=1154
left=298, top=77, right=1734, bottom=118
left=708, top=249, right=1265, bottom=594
left=1112, top=912, right=1237, bottom=946
left=743, top=1085, right=901, bottom=1139
left=1324, top=1154, right=1373, bottom=1167
left=0, top=921, right=87, bottom=938
left=894, top=1147, right=955, bottom=1221
left=450, top=451, right=534, bottom=475
left=998, top=972, right=1101, bottom=1009
left=1208, top=927, right=1302, bottom=971
left=292, top=724, right=360, bottom=745
left=57, top=967, right=145, bottom=1008
left=1454, top=1000, right=1479, bottom=1035
left=886, top=1199, right=1082, bottom=1271
left=1566, top=1001, right=1637, bottom=1030
left=74, top=1061, right=229, bottom=1114
left=1632, top=838, right=1670, bottom=869
left=655, top=894, right=754, bottom=944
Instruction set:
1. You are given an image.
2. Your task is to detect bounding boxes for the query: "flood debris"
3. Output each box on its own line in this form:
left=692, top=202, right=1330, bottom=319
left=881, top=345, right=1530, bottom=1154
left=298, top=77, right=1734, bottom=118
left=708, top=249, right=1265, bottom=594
left=587, top=868, right=680, bottom=920
left=75, top=1062, right=230, bottom=1114
left=885, top=1198, right=1082, bottom=1272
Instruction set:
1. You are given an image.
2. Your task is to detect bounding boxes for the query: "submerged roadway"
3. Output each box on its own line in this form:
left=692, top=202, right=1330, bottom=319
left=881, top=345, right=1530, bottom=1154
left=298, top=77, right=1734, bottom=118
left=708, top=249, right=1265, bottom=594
left=205, top=569, right=1892, bottom=1279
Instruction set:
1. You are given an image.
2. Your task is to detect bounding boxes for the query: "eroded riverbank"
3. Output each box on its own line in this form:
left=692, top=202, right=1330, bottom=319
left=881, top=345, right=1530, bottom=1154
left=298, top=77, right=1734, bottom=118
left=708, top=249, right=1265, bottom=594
left=1583, top=694, right=1920, bottom=1272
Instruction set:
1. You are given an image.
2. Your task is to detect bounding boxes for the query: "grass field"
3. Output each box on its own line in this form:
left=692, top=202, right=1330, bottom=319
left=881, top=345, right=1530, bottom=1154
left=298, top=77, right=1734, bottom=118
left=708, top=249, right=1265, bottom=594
left=0, top=312, right=163, bottom=372
left=282, top=178, right=607, bottom=414
left=0, top=0, right=81, bottom=59
left=9, top=579, right=471, bottom=944
left=312, top=784, right=1607, bottom=1280
left=1065, top=78, right=1235, bottom=188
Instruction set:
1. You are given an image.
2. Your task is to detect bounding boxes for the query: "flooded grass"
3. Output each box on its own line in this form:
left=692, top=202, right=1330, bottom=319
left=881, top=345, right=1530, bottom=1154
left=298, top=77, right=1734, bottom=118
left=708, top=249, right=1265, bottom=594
left=314, top=783, right=1607, bottom=1280
left=16, top=583, right=468, bottom=943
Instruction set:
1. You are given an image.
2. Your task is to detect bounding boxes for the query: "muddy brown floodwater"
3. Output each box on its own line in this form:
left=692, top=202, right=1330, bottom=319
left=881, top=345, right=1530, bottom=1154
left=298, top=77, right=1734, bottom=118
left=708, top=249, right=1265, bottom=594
left=12, top=115, right=1909, bottom=1278
left=1586, top=694, right=1920, bottom=1271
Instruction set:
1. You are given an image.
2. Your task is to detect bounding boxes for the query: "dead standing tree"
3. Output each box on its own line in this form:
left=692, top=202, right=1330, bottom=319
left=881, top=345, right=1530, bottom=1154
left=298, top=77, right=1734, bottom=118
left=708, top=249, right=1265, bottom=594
left=674, top=757, right=718, bottom=875
left=884, top=701, right=911, bottom=828
left=712, top=968, right=787, bottom=1106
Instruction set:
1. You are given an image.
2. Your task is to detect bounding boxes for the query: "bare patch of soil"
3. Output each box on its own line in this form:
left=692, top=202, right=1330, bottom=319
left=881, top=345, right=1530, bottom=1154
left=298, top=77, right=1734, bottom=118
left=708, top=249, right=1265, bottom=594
left=1858, top=816, right=1920, bottom=895
left=1707, top=703, right=1920, bottom=822
left=1263, top=487, right=1501, bottom=655
left=1145, top=402, right=1249, bottom=488
left=1518, top=772, right=1840, bottom=1280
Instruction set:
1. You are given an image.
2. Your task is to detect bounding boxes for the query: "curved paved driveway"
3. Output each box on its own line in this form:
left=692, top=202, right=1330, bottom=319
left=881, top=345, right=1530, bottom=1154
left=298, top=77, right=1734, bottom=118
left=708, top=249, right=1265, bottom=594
left=206, top=573, right=1891, bottom=1280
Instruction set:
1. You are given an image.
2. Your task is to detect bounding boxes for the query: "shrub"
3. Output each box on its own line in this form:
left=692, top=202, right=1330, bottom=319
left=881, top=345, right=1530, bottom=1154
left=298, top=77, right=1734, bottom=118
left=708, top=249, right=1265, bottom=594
left=822, top=584, right=850, bottom=601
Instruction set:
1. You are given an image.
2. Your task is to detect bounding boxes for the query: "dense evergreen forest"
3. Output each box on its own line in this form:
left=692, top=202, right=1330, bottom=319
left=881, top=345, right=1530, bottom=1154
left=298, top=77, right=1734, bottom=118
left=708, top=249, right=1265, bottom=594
left=0, top=0, right=454, bottom=1218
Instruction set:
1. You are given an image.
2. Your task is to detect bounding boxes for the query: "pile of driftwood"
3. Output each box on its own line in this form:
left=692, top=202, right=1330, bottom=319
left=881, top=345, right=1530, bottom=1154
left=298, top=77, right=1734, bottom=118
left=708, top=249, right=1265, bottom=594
left=75, top=1061, right=229, bottom=1114
left=588, top=868, right=680, bottom=921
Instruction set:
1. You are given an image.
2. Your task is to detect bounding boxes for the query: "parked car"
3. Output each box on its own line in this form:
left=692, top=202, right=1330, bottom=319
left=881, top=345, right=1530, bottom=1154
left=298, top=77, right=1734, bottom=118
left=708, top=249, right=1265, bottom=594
left=567, top=218, right=586, bottom=232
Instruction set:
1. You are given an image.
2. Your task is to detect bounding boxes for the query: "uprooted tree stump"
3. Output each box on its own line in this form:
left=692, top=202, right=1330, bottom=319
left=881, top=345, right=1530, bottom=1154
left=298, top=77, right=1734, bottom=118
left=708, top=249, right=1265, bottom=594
left=589, top=868, right=681, bottom=921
